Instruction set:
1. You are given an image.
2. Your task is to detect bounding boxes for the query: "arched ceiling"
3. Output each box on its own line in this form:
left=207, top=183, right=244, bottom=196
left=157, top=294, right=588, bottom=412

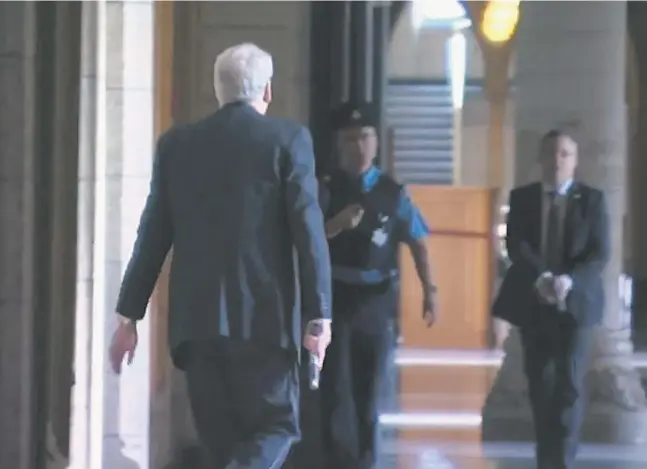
left=391, top=0, right=471, bottom=31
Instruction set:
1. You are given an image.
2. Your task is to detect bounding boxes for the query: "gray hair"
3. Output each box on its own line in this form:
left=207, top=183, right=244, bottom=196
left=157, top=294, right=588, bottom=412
left=213, top=43, right=273, bottom=105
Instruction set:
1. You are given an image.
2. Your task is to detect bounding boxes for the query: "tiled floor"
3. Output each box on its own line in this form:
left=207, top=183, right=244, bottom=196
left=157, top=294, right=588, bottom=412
left=372, top=348, right=647, bottom=469
left=394, top=348, right=647, bottom=369
left=377, top=440, right=647, bottom=468
left=70, top=347, right=647, bottom=468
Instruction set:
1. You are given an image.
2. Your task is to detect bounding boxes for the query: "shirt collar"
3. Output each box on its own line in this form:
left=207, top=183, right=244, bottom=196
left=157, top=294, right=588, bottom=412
left=338, top=165, right=381, bottom=192
left=361, top=166, right=381, bottom=192
left=543, top=179, right=573, bottom=196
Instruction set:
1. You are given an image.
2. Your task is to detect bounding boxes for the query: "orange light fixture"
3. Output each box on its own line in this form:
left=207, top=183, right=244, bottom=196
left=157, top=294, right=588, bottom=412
left=481, top=0, right=520, bottom=44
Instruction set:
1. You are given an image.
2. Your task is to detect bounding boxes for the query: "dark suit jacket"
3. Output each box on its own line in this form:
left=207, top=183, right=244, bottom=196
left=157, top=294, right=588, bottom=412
left=115, top=102, right=332, bottom=364
left=493, top=181, right=609, bottom=329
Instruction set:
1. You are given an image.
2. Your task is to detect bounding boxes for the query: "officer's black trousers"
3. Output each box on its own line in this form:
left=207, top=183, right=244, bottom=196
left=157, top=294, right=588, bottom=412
left=320, top=280, right=396, bottom=469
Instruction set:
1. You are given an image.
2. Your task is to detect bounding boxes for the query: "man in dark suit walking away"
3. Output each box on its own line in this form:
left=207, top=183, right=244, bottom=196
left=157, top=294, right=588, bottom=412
left=493, top=129, right=609, bottom=469
left=108, top=42, right=333, bottom=469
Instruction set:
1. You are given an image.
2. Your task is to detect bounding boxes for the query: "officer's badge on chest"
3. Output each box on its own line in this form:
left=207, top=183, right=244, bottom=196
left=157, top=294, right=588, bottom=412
left=371, top=212, right=390, bottom=247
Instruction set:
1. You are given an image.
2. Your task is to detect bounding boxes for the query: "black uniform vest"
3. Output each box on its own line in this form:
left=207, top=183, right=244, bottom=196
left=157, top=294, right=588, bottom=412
left=323, top=170, right=402, bottom=274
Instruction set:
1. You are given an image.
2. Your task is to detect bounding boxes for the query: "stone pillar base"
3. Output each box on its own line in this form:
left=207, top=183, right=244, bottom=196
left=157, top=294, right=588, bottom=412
left=47, top=421, right=69, bottom=469
left=482, top=327, right=647, bottom=445
left=481, top=328, right=532, bottom=441
left=482, top=403, right=647, bottom=444
left=581, top=404, right=647, bottom=443
left=584, top=327, right=647, bottom=444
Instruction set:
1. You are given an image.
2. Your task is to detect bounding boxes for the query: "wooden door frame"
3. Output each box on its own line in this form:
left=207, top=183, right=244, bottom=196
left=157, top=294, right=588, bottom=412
left=150, top=0, right=175, bottom=397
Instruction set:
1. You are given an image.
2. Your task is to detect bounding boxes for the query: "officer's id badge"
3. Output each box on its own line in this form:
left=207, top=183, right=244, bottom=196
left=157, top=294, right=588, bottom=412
left=372, top=227, right=388, bottom=247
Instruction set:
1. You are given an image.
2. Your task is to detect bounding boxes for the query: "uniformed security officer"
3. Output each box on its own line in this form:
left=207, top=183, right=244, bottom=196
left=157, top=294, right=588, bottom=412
left=319, top=102, right=438, bottom=469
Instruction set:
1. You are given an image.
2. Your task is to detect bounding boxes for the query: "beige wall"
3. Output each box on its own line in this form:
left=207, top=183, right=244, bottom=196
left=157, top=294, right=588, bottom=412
left=388, top=3, right=516, bottom=192
left=179, top=1, right=311, bottom=123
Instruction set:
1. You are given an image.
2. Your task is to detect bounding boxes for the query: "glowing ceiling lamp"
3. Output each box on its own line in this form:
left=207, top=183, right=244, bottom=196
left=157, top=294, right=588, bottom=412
left=481, top=0, right=520, bottom=44
left=412, top=0, right=472, bottom=31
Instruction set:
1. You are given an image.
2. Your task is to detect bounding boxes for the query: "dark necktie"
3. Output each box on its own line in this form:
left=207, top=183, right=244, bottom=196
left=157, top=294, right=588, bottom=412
left=545, top=191, right=563, bottom=272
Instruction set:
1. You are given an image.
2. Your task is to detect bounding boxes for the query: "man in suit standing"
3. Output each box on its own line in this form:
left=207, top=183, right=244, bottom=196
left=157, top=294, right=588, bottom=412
left=493, top=129, right=609, bottom=469
left=108, top=42, right=333, bottom=469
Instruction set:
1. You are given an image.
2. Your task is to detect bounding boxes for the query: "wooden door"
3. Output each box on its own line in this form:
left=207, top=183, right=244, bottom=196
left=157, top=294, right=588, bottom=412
left=399, top=186, right=496, bottom=350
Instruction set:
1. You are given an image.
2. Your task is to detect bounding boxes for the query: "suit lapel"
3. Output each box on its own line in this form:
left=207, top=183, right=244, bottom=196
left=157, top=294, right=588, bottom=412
left=529, top=183, right=543, bottom=251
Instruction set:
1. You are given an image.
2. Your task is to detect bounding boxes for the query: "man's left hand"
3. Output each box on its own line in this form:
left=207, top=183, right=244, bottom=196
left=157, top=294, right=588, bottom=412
left=423, top=295, right=436, bottom=328
left=109, top=316, right=138, bottom=374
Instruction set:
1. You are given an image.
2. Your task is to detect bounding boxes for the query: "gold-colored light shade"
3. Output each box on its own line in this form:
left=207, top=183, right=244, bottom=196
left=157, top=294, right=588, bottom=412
left=481, top=0, right=520, bottom=44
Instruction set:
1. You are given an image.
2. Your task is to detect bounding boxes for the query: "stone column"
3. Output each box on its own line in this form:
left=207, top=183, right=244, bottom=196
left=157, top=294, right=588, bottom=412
left=308, top=1, right=350, bottom=175
left=1, top=2, right=83, bottom=468
left=71, top=1, right=157, bottom=468
left=44, top=2, right=83, bottom=466
left=627, top=3, right=647, bottom=347
left=0, top=3, right=38, bottom=468
left=70, top=2, right=100, bottom=467
left=482, top=1, right=647, bottom=444
left=372, top=3, right=390, bottom=170
left=102, top=0, right=156, bottom=466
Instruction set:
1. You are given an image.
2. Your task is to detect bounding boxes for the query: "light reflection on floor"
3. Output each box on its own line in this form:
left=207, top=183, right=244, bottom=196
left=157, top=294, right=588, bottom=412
left=377, top=348, right=647, bottom=468
left=377, top=441, right=647, bottom=468
left=394, top=348, right=647, bottom=368
left=387, top=440, right=647, bottom=460
left=380, top=411, right=482, bottom=428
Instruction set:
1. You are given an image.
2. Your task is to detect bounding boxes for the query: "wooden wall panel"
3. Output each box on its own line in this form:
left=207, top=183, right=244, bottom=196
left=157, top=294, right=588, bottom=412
left=150, top=0, right=174, bottom=393
left=399, top=186, right=496, bottom=350
left=407, top=186, right=492, bottom=234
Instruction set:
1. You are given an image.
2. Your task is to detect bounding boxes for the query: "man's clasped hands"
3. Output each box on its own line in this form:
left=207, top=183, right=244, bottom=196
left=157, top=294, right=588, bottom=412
left=535, top=272, right=573, bottom=308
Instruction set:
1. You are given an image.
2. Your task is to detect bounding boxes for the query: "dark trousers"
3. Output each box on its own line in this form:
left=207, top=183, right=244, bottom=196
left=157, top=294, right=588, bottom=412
left=320, top=280, right=395, bottom=469
left=520, top=313, right=593, bottom=469
left=183, top=339, right=300, bottom=469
